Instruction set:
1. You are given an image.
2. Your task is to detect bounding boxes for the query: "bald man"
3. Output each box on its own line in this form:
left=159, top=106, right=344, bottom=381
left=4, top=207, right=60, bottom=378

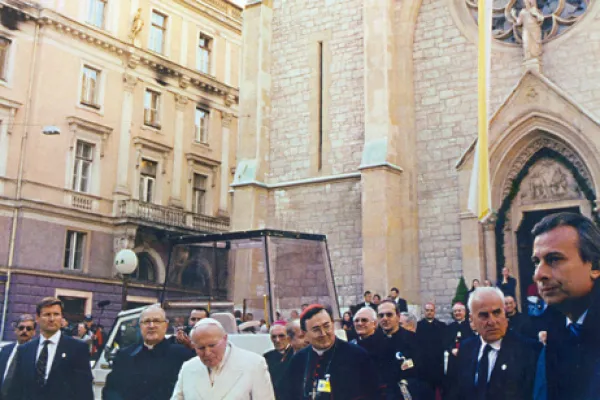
left=171, top=318, right=274, bottom=399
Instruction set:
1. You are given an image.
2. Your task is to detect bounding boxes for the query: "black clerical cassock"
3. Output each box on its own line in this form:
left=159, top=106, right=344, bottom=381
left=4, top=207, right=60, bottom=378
left=265, top=345, right=294, bottom=399
left=283, top=338, right=379, bottom=399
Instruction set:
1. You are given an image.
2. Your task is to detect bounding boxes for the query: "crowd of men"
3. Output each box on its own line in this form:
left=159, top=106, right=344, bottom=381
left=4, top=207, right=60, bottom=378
left=0, top=211, right=598, bottom=400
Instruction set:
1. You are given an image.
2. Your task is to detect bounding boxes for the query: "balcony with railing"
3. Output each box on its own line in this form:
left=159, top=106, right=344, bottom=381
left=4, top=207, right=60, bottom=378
left=117, top=200, right=230, bottom=233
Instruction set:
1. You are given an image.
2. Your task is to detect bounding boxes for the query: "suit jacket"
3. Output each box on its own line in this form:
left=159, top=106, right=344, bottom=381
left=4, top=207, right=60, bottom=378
left=416, top=318, right=446, bottom=387
left=171, top=343, right=274, bottom=400
left=103, top=338, right=195, bottom=400
left=352, top=302, right=377, bottom=315
left=0, top=343, right=16, bottom=398
left=447, top=330, right=541, bottom=400
left=282, top=338, right=379, bottom=400
left=7, top=334, right=93, bottom=400
left=395, top=298, right=408, bottom=313
left=543, top=281, right=600, bottom=400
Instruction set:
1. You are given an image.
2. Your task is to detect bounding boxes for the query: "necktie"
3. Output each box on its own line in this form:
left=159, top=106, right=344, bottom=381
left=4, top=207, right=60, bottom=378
left=35, top=340, right=51, bottom=387
left=475, top=344, right=492, bottom=400
left=568, top=322, right=583, bottom=339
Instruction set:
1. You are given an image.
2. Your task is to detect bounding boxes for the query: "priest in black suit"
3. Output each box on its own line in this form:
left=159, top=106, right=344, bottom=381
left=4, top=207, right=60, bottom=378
left=531, top=212, right=600, bottom=399
left=378, top=300, right=419, bottom=399
left=416, top=303, right=446, bottom=400
left=504, top=295, right=535, bottom=339
left=6, top=297, right=93, bottom=400
left=446, top=287, right=541, bottom=400
left=264, top=322, right=294, bottom=399
left=283, top=304, right=379, bottom=399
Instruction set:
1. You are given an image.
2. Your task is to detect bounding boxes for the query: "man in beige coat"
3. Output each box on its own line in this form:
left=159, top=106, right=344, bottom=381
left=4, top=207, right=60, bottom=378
left=171, top=318, right=274, bottom=400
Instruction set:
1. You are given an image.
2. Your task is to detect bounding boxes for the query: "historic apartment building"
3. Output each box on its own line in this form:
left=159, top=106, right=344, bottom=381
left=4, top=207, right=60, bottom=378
left=233, top=0, right=600, bottom=315
left=0, top=0, right=241, bottom=337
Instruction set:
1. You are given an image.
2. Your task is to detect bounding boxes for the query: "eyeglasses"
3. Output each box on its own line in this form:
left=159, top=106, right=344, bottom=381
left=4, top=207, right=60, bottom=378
left=141, top=319, right=166, bottom=326
left=309, top=322, right=333, bottom=334
left=270, top=333, right=287, bottom=339
left=189, top=317, right=202, bottom=322
left=353, top=318, right=371, bottom=324
left=17, top=326, right=34, bottom=332
left=378, top=312, right=395, bottom=319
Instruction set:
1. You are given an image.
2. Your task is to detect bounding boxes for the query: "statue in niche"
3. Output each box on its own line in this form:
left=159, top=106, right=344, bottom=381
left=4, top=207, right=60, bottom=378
left=512, top=0, right=544, bottom=63
left=521, top=159, right=582, bottom=204
left=129, top=8, right=144, bottom=46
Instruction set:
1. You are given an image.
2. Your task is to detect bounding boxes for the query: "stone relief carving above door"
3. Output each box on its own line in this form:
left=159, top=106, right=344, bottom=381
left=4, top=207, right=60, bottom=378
left=519, top=158, right=583, bottom=205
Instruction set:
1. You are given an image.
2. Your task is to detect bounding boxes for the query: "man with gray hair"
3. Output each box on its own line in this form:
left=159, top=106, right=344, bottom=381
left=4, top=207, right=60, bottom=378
left=264, top=323, right=293, bottom=399
left=171, top=318, right=274, bottom=399
left=103, top=305, right=194, bottom=400
left=399, top=312, right=417, bottom=333
left=446, top=287, right=541, bottom=400
left=286, top=320, right=308, bottom=354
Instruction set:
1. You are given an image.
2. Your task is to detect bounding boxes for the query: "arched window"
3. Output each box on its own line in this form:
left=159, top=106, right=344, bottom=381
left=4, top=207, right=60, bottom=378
left=180, top=262, right=210, bottom=292
left=132, top=252, right=156, bottom=283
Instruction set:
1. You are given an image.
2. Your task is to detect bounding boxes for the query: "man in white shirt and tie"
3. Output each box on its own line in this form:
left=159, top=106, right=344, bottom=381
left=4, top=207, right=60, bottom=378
left=446, top=287, right=541, bottom=400
left=171, top=318, right=274, bottom=400
left=6, top=297, right=93, bottom=400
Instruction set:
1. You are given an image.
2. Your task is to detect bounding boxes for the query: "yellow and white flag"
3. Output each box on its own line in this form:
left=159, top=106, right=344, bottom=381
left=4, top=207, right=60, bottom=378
left=468, top=0, right=493, bottom=222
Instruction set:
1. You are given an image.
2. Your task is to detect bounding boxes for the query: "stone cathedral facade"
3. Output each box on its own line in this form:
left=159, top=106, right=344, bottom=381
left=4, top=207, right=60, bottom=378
left=232, top=0, right=599, bottom=314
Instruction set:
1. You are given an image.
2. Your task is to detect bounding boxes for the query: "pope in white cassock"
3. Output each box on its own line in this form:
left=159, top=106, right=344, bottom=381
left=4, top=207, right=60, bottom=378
left=170, top=318, right=275, bottom=400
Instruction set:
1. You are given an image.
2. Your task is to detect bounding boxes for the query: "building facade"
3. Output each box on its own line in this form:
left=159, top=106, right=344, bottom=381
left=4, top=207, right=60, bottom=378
left=0, top=0, right=241, bottom=338
left=233, top=0, right=600, bottom=315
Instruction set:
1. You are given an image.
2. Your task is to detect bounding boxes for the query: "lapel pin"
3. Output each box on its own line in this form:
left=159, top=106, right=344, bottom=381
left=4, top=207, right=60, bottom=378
left=501, top=364, right=507, bottom=370
left=62, top=353, right=66, bottom=358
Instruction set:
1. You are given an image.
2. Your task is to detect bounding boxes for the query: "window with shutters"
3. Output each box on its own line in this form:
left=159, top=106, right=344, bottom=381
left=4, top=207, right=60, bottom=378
left=197, top=33, right=212, bottom=74
left=139, top=159, right=157, bottom=203
left=72, top=141, right=94, bottom=193
left=64, top=231, right=87, bottom=271
left=192, top=174, right=207, bottom=214
left=80, top=65, right=100, bottom=108
left=144, top=89, right=161, bottom=128
left=194, top=108, right=209, bottom=144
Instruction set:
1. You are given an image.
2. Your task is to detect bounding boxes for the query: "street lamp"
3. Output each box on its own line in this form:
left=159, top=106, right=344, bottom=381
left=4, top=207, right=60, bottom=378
left=114, top=249, right=138, bottom=311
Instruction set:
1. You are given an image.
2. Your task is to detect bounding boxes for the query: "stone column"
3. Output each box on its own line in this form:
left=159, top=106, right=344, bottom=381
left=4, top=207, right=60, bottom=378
left=360, top=0, right=420, bottom=303
left=169, top=94, right=187, bottom=208
left=231, top=0, right=273, bottom=231
left=114, top=73, right=137, bottom=196
left=219, top=112, right=232, bottom=216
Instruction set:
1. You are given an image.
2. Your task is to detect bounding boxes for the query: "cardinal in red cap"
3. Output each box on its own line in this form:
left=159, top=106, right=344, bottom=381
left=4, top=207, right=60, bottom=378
left=281, top=304, right=380, bottom=399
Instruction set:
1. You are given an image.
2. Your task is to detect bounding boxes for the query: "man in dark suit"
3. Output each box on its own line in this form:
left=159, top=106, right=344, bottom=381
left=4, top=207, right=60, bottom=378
left=531, top=212, right=600, bottom=399
left=416, top=303, right=446, bottom=400
left=504, top=295, right=535, bottom=338
left=0, top=314, right=36, bottom=398
left=447, top=287, right=541, bottom=400
left=264, top=322, right=294, bottom=399
left=352, top=291, right=378, bottom=315
left=496, top=267, right=518, bottom=299
left=388, top=287, right=408, bottom=313
left=6, top=297, right=93, bottom=400
left=103, top=304, right=195, bottom=400
left=283, top=304, right=379, bottom=399
left=378, top=300, right=419, bottom=399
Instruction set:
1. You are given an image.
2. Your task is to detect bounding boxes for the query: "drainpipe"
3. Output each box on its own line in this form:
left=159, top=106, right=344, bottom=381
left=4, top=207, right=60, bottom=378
left=1, top=17, right=41, bottom=340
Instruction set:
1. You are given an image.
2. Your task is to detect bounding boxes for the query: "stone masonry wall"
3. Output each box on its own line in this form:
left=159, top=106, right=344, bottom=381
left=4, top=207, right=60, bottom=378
left=268, top=0, right=364, bottom=182
left=411, top=0, right=600, bottom=314
left=266, top=0, right=365, bottom=308
left=267, top=180, right=363, bottom=309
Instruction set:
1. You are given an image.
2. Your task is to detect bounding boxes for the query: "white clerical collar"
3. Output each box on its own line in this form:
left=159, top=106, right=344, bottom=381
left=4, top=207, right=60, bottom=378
left=279, top=345, right=290, bottom=355
left=479, top=336, right=502, bottom=352
left=312, top=343, right=334, bottom=356
left=39, top=330, right=61, bottom=345
left=566, top=309, right=588, bottom=327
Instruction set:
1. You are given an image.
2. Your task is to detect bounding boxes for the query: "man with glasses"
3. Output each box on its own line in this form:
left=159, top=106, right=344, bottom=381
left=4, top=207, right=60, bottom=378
left=103, top=305, right=194, bottom=400
left=377, top=300, right=419, bottom=400
left=264, top=322, right=293, bottom=399
left=283, top=304, right=378, bottom=399
left=172, top=318, right=274, bottom=399
left=0, top=314, right=36, bottom=397
left=6, top=297, right=93, bottom=399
